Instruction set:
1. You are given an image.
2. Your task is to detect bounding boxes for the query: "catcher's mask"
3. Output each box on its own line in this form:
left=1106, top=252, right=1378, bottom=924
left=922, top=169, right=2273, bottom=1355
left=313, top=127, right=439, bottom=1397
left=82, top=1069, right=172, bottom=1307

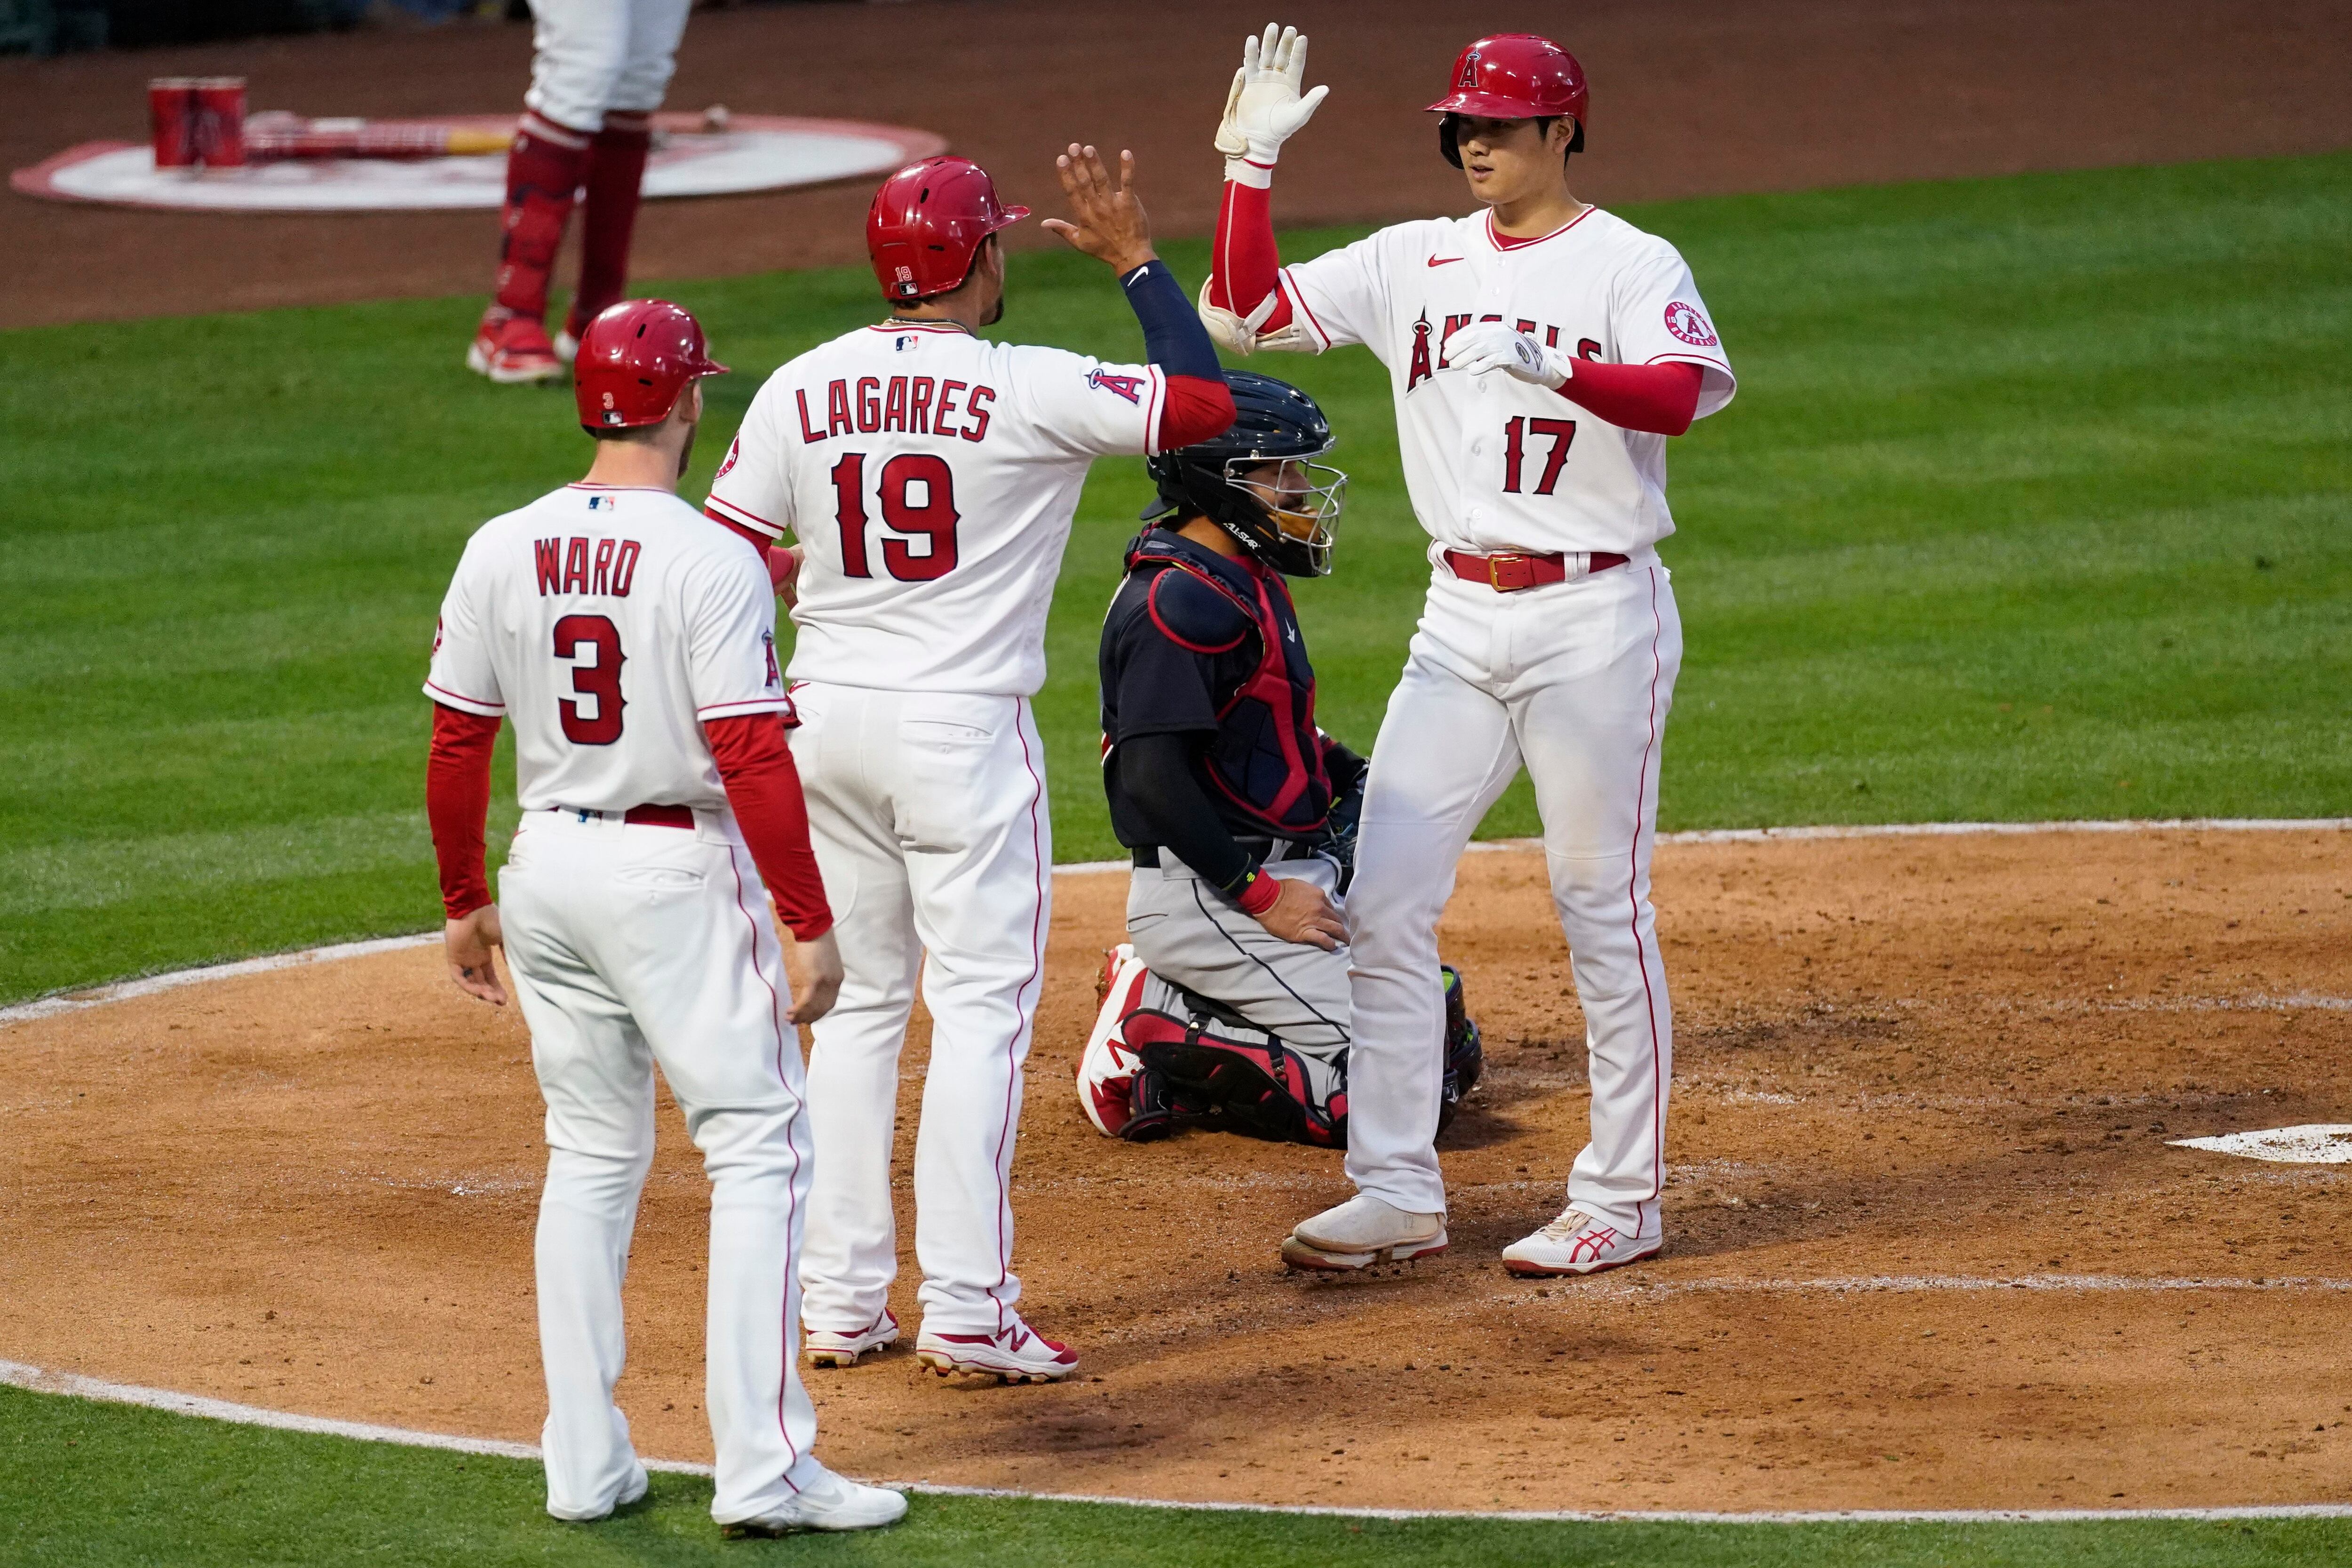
left=1143, top=370, right=1346, bottom=578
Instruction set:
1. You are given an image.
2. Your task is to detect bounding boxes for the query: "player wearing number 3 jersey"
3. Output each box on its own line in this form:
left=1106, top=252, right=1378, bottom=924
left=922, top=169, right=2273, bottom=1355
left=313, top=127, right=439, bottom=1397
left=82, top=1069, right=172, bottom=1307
left=424, top=301, right=904, bottom=1536
left=705, top=149, right=1234, bottom=1381
left=1201, top=27, right=1737, bottom=1276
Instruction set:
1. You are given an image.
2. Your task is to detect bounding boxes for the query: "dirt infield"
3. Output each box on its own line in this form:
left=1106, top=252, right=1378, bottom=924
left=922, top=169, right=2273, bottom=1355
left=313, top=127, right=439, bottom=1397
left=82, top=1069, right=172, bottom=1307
left=5, top=0, right=2351, bottom=328
left=5, top=829, right=2348, bottom=1512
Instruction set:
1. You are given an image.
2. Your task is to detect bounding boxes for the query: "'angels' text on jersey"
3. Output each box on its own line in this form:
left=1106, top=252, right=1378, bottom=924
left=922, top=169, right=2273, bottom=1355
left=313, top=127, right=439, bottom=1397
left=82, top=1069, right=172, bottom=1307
left=707, top=321, right=1167, bottom=697
left=1281, top=207, right=1736, bottom=556
left=426, top=483, right=791, bottom=813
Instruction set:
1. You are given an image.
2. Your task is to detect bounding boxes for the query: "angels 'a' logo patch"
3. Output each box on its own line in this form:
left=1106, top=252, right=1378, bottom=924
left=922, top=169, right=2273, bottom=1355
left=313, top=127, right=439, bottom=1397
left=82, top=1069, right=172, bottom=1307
left=714, top=435, right=740, bottom=482
left=1087, top=368, right=1146, bottom=405
left=1663, top=300, right=1719, bottom=347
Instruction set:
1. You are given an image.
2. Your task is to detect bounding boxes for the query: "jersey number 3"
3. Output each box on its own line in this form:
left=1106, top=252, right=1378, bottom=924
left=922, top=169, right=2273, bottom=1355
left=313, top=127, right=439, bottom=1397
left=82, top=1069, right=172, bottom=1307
left=830, top=452, right=960, bottom=581
left=554, top=613, right=625, bottom=746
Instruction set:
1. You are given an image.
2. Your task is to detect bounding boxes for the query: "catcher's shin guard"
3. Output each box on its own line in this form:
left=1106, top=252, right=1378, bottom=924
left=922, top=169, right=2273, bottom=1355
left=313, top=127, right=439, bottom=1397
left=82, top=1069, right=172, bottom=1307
left=1437, top=963, right=1485, bottom=1136
left=1076, top=946, right=1174, bottom=1141
left=1124, top=1003, right=1348, bottom=1148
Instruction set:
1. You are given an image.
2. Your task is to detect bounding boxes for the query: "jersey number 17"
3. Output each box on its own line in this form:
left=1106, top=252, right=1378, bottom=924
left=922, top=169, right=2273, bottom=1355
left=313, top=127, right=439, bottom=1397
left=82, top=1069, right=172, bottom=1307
left=829, top=452, right=961, bottom=581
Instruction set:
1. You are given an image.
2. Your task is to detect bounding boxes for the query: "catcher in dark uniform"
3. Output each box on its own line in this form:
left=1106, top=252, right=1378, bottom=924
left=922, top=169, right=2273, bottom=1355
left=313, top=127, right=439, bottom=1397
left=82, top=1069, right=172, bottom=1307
left=1077, top=370, right=1482, bottom=1148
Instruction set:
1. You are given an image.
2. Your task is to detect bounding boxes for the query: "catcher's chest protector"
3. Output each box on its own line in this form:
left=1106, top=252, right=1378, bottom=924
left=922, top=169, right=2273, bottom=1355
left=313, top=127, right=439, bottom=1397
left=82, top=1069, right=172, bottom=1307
left=1130, top=542, right=1332, bottom=837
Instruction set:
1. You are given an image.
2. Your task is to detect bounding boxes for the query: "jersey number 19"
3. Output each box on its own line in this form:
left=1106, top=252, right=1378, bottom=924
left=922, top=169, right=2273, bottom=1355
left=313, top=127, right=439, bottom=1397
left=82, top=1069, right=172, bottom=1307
left=829, top=452, right=961, bottom=581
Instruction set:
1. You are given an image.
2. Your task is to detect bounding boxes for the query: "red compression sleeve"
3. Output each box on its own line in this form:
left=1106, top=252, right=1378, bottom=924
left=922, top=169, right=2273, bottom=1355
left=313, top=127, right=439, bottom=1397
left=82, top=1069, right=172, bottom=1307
left=1209, top=176, right=1294, bottom=332
left=1555, top=360, right=1705, bottom=437
left=705, top=712, right=834, bottom=941
left=1158, top=374, right=1238, bottom=449
left=426, top=702, right=501, bottom=920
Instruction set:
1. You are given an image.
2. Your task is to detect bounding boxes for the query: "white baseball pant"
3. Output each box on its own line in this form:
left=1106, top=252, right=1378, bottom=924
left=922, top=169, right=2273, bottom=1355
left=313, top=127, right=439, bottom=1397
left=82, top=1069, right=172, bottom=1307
left=1126, top=850, right=1351, bottom=1051
left=524, top=0, right=691, bottom=134
left=1343, top=557, right=1680, bottom=1237
left=787, top=684, right=1051, bottom=1339
left=497, top=807, right=823, bottom=1527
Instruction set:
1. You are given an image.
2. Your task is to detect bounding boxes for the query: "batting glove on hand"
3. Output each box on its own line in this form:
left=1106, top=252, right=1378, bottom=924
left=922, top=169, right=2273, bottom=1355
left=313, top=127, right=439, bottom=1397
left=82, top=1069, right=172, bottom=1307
left=1446, top=320, right=1573, bottom=389
left=1215, top=24, right=1329, bottom=175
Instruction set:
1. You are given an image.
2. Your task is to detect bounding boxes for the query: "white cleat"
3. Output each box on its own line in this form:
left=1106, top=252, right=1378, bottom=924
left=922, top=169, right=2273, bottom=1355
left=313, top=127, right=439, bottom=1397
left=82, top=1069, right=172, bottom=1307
left=719, top=1463, right=908, bottom=1536
left=914, top=1317, right=1078, bottom=1384
left=546, top=1458, right=647, bottom=1521
left=553, top=328, right=580, bottom=364
left=1501, top=1208, right=1662, bottom=1277
left=1279, top=1193, right=1447, bottom=1272
left=805, top=1307, right=900, bottom=1368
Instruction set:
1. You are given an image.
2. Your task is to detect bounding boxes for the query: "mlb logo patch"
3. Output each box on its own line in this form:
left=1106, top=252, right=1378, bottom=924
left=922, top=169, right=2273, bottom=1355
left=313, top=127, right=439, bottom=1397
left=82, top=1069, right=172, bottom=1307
left=588, top=494, right=614, bottom=511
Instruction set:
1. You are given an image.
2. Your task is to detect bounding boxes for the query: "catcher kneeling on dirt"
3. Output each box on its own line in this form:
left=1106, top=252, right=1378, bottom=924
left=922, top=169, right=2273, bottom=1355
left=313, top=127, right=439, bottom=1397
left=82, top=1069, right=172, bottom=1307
left=1079, top=370, right=1482, bottom=1148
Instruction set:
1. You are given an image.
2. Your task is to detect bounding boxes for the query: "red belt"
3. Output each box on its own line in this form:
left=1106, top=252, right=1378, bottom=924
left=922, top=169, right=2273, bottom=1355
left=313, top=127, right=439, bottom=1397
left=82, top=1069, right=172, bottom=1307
left=1443, top=549, right=1629, bottom=592
left=554, top=804, right=694, bottom=828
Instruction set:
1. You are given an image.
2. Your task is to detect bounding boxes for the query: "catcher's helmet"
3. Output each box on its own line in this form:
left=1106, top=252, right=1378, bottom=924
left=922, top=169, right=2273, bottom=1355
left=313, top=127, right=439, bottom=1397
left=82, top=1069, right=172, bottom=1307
left=1143, top=371, right=1345, bottom=578
left=572, top=299, right=728, bottom=431
left=866, top=156, right=1032, bottom=303
left=1427, top=33, right=1588, bottom=167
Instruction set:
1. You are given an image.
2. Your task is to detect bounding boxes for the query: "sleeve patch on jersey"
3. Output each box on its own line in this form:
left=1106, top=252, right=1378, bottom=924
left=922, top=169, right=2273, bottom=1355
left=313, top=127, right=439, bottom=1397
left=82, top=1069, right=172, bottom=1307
left=714, top=435, right=740, bottom=482
left=1088, top=367, right=1147, bottom=405
left=1145, top=569, right=1252, bottom=655
left=1664, top=301, right=1719, bottom=347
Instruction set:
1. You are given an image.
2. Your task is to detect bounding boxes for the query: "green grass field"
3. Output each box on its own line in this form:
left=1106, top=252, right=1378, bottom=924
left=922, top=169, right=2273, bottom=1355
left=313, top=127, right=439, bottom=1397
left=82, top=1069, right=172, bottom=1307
left=2, top=153, right=2350, bottom=1563
left=2, top=153, right=2347, bottom=1004
left=4, top=1384, right=2347, bottom=1568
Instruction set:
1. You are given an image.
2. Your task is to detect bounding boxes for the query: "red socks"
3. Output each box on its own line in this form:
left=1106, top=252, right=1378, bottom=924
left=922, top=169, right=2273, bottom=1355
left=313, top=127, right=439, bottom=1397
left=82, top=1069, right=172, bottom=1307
left=492, top=110, right=591, bottom=324
left=566, top=111, right=653, bottom=340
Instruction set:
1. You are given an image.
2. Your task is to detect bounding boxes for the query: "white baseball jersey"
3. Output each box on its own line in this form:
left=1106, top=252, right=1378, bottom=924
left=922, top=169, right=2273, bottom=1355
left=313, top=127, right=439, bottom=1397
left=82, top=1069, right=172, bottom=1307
left=1280, top=207, right=1735, bottom=555
left=424, top=481, right=791, bottom=812
left=704, top=321, right=1167, bottom=697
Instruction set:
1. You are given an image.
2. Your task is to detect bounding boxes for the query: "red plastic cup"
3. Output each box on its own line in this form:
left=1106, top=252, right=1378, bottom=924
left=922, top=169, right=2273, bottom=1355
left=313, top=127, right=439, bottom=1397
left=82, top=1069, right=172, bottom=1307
left=192, top=77, right=248, bottom=168
left=148, top=78, right=199, bottom=168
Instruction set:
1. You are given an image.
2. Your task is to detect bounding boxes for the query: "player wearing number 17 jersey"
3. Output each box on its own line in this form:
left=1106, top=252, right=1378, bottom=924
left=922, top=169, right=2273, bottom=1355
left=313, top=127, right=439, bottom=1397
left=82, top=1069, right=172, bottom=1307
left=703, top=149, right=1235, bottom=1382
left=1200, top=28, right=1736, bottom=1277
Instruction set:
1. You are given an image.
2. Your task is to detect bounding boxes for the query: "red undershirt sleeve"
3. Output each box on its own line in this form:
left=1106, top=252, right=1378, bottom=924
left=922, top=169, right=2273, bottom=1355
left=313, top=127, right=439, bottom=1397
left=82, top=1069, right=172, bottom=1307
left=1209, top=175, right=1295, bottom=333
left=1554, top=360, right=1704, bottom=437
left=426, top=702, right=502, bottom=921
left=1159, top=374, right=1239, bottom=449
left=705, top=711, right=833, bottom=942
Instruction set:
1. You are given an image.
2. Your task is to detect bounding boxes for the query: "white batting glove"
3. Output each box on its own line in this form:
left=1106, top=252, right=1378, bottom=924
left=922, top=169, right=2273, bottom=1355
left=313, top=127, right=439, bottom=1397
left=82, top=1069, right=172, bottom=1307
left=1214, top=24, right=1329, bottom=183
left=1446, top=319, right=1573, bottom=389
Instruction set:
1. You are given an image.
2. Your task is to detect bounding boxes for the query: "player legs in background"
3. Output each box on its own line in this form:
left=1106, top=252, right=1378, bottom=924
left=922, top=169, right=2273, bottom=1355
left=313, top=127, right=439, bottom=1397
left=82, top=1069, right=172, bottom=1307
left=1297, top=562, right=1678, bottom=1271
left=471, top=0, right=690, bottom=382
left=793, top=684, right=1073, bottom=1381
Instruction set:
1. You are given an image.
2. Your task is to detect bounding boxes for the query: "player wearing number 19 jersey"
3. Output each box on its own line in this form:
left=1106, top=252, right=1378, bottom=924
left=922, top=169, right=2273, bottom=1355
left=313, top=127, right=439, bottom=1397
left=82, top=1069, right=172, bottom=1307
left=703, top=151, right=1234, bottom=1382
left=1200, top=28, right=1736, bottom=1277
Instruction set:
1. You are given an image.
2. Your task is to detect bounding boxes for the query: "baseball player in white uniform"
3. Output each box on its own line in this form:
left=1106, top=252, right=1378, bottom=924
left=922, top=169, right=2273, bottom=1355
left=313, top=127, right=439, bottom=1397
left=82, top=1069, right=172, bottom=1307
left=426, top=299, right=903, bottom=1535
left=703, top=148, right=1236, bottom=1380
left=1199, top=28, right=1736, bottom=1275
left=469, top=0, right=694, bottom=382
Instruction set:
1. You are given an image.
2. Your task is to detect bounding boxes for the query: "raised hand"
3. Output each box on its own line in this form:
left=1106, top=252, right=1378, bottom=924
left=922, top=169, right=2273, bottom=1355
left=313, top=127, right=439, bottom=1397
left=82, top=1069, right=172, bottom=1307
left=1214, top=23, right=1330, bottom=165
left=1040, top=144, right=1156, bottom=275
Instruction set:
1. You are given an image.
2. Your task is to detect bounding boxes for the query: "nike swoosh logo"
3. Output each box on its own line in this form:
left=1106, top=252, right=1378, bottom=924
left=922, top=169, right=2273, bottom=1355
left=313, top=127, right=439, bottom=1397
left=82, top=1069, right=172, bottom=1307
left=1426, top=256, right=1464, bottom=268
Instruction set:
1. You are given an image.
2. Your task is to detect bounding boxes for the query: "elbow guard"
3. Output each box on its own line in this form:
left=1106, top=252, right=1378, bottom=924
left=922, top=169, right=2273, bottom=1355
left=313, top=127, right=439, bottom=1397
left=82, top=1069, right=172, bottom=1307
left=1196, top=276, right=1320, bottom=357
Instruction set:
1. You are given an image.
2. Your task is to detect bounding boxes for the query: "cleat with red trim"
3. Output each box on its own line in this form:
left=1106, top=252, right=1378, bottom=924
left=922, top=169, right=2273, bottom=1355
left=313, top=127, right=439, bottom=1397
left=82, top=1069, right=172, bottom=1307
left=1279, top=1193, right=1446, bottom=1272
left=1500, top=1208, right=1662, bottom=1276
left=804, top=1307, right=899, bottom=1368
left=718, top=1462, right=907, bottom=1536
left=466, top=307, right=565, bottom=384
left=914, top=1317, right=1078, bottom=1384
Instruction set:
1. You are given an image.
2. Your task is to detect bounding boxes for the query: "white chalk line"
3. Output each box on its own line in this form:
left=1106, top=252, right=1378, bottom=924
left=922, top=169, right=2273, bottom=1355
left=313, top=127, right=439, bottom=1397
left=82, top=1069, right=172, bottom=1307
left=3, top=1358, right=2347, bottom=1527
left=6, top=817, right=2344, bottom=1030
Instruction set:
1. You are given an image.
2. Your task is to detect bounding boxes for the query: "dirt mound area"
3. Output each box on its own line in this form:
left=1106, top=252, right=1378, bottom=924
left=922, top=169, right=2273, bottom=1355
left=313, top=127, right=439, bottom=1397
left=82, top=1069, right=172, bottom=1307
left=4, top=829, right=2348, bottom=1512
left=5, top=0, right=2350, bottom=328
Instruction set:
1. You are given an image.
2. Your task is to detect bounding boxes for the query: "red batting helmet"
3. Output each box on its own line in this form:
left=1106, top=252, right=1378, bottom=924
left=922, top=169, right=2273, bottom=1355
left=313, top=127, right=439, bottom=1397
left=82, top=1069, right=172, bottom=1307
left=1426, top=34, right=1589, bottom=166
left=572, top=299, right=728, bottom=431
left=866, top=156, right=1031, bottom=303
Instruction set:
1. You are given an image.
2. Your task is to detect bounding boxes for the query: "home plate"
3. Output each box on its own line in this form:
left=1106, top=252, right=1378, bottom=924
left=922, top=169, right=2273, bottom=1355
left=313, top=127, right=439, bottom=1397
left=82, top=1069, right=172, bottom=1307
left=2168, top=1125, right=2352, bottom=1164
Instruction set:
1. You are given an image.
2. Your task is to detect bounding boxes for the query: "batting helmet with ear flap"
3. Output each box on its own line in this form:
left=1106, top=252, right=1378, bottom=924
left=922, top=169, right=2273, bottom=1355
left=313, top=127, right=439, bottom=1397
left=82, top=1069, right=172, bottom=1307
left=572, top=299, right=728, bottom=431
left=866, top=156, right=1032, bottom=303
left=1426, top=33, right=1589, bottom=167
